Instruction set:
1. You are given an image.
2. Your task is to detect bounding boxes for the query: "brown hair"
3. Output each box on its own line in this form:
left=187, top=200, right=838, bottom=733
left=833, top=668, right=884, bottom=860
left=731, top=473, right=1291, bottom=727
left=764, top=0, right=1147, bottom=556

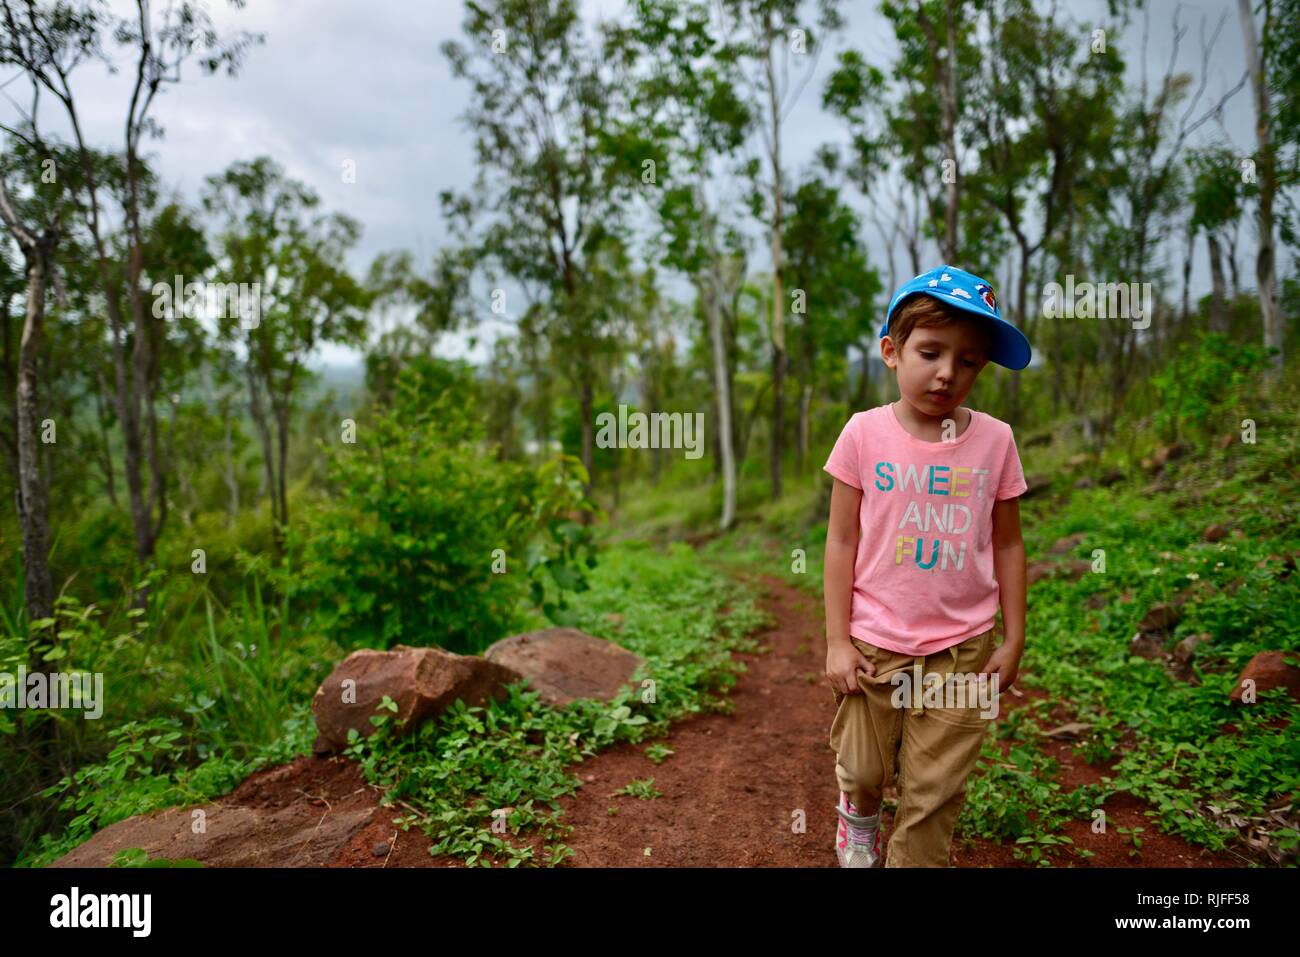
left=886, top=293, right=995, bottom=359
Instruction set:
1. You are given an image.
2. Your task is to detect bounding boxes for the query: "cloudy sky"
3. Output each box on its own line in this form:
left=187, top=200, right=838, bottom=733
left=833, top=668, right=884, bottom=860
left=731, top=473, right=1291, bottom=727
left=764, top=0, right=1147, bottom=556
left=3, top=0, right=1258, bottom=367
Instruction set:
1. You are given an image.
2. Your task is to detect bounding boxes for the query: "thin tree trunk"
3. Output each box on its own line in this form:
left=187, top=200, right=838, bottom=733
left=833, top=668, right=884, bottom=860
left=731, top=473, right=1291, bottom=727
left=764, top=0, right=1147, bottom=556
left=94, top=366, right=118, bottom=507
left=16, top=243, right=56, bottom=626
left=1238, top=0, right=1282, bottom=376
left=704, top=264, right=736, bottom=530
left=1207, top=231, right=1228, bottom=332
left=764, top=14, right=786, bottom=502
left=579, top=369, right=594, bottom=527
left=222, top=412, right=240, bottom=522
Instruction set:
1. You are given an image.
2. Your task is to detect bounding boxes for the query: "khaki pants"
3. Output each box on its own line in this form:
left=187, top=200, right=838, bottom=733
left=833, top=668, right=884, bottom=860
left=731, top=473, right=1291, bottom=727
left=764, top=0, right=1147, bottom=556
left=829, top=628, right=997, bottom=867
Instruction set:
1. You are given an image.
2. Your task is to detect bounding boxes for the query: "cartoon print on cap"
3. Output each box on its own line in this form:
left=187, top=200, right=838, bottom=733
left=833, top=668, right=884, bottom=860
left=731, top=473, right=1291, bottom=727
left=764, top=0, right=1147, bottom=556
left=975, top=283, right=997, bottom=311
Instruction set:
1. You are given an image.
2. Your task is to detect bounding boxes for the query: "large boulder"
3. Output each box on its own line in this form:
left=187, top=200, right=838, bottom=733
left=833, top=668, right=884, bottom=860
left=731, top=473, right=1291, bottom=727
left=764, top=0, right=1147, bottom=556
left=483, top=627, right=644, bottom=707
left=311, top=645, right=519, bottom=754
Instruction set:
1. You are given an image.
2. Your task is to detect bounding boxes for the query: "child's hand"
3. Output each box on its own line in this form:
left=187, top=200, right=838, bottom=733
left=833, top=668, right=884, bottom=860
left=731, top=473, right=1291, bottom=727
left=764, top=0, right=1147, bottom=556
left=980, top=642, right=1022, bottom=694
left=826, top=640, right=876, bottom=695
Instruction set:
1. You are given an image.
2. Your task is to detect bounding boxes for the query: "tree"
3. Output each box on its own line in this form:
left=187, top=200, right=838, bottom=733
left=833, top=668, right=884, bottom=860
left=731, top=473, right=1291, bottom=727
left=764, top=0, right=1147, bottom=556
left=604, top=0, right=755, bottom=528
left=439, top=0, right=631, bottom=517
left=202, top=157, right=369, bottom=542
left=782, top=170, right=878, bottom=470
left=721, top=0, right=845, bottom=501
left=0, top=0, right=262, bottom=574
left=1238, top=0, right=1284, bottom=377
left=0, top=142, right=64, bottom=628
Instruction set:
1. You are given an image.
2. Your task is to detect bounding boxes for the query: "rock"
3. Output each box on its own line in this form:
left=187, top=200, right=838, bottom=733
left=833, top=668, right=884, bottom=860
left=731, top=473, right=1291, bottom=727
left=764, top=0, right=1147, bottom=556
left=311, top=645, right=519, bottom=754
left=1050, top=532, right=1087, bottom=555
left=1137, top=602, right=1183, bottom=633
left=1027, top=558, right=1092, bottom=585
left=1202, top=523, right=1230, bottom=543
left=1230, top=651, right=1300, bottom=705
left=50, top=801, right=376, bottom=868
left=1027, top=561, right=1056, bottom=586
left=483, top=626, right=644, bottom=707
left=1130, top=632, right=1165, bottom=660
left=1174, top=632, right=1211, bottom=664
left=372, top=841, right=392, bottom=857
left=1061, top=560, right=1093, bottom=581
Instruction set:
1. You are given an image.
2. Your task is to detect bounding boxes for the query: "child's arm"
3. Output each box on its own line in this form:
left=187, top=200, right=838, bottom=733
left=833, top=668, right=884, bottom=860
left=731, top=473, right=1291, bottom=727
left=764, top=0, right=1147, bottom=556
left=988, top=496, right=1026, bottom=690
left=824, top=477, right=874, bottom=694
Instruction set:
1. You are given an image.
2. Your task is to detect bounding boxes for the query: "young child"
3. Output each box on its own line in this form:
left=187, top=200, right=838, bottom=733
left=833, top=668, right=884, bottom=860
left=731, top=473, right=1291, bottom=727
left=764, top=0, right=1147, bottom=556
left=822, top=265, right=1029, bottom=868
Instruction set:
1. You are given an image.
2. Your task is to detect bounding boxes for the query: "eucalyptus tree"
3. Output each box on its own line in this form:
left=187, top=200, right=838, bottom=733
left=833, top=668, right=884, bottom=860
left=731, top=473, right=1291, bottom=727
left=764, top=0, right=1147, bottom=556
left=716, top=0, right=846, bottom=501
left=439, top=0, right=632, bottom=510
left=202, top=157, right=369, bottom=542
left=602, top=0, right=755, bottom=527
left=0, top=0, right=262, bottom=566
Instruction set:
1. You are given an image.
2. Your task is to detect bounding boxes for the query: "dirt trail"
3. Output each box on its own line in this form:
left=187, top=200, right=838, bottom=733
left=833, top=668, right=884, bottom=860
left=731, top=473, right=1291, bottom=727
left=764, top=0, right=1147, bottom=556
left=64, top=570, right=1248, bottom=867
left=329, top=570, right=1247, bottom=868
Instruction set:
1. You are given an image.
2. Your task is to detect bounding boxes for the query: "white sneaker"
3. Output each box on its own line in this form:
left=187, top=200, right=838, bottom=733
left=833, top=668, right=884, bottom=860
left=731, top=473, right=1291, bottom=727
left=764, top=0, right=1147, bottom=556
left=835, top=794, right=883, bottom=868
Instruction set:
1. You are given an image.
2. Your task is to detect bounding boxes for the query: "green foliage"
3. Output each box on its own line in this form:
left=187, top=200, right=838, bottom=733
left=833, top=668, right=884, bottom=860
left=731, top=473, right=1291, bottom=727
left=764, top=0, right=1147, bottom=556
left=337, top=540, right=766, bottom=866
left=616, top=777, right=662, bottom=800
left=286, top=360, right=598, bottom=653
left=1150, top=332, right=1274, bottom=442
left=110, top=848, right=205, bottom=868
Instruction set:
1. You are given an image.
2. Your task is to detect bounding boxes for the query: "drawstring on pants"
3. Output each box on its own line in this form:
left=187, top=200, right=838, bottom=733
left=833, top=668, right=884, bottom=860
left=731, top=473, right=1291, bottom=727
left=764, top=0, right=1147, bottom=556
left=909, top=645, right=961, bottom=716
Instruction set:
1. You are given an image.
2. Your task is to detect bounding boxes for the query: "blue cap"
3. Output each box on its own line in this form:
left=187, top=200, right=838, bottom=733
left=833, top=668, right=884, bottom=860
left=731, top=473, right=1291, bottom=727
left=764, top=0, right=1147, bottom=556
left=881, top=265, right=1032, bottom=371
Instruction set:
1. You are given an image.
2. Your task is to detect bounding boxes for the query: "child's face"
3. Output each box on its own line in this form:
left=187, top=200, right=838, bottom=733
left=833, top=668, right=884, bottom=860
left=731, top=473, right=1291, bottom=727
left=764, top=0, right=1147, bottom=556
left=881, top=318, right=991, bottom=417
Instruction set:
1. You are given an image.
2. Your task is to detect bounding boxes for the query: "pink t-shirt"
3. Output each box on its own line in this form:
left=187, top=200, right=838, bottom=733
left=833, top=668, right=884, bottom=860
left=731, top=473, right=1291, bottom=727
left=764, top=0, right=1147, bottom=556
left=823, top=403, right=1027, bottom=657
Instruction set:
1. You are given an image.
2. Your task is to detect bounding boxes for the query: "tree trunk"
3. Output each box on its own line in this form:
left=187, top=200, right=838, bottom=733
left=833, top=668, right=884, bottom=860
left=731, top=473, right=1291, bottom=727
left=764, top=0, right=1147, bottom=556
left=916, top=0, right=960, bottom=264
left=245, top=356, right=277, bottom=528
left=579, top=369, right=594, bottom=527
left=764, top=8, right=786, bottom=502
left=16, top=241, right=57, bottom=626
left=222, top=410, right=240, bottom=521
left=704, top=266, right=736, bottom=530
left=1207, top=231, right=1228, bottom=333
left=1238, top=0, right=1282, bottom=376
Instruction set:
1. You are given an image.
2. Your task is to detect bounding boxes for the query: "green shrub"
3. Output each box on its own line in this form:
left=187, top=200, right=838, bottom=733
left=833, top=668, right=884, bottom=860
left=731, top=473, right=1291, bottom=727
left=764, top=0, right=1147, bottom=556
left=1151, top=331, right=1273, bottom=442
left=285, top=362, right=598, bottom=653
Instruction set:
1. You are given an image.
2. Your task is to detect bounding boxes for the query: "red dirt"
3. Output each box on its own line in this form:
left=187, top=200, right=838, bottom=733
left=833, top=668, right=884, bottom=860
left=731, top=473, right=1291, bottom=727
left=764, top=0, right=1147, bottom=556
left=322, top=570, right=1255, bottom=868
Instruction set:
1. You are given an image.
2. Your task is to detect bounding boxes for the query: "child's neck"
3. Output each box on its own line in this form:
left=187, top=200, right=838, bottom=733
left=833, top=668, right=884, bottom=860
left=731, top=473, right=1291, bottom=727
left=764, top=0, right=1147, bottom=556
left=891, top=399, right=971, bottom=441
